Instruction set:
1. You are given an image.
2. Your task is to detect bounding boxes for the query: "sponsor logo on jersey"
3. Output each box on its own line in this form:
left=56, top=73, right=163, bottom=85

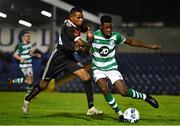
left=99, top=46, right=110, bottom=56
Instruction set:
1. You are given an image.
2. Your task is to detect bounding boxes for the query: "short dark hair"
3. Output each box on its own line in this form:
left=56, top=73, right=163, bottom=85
left=22, top=31, right=29, bottom=36
left=70, top=7, right=82, bottom=14
left=100, top=15, right=112, bottom=24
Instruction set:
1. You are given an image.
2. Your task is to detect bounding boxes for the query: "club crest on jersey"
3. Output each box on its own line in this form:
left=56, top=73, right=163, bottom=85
left=99, top=46, right=110, bottom=56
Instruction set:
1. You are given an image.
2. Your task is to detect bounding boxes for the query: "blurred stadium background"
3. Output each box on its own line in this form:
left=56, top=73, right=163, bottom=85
left=0, top=0, right=180, bottom=95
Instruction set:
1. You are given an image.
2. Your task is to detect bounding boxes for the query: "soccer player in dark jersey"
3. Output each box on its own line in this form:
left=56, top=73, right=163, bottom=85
left=22, top=7, right=103, bottom=115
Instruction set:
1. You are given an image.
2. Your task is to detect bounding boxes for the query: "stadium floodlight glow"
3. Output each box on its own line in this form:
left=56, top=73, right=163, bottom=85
left=0, top=12, right=7, bottom=18
left=18, top=20, right=32, bottom=27
left=41, top=10, right=52, bottom=17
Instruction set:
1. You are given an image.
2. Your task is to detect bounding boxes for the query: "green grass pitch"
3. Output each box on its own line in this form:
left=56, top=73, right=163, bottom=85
left=0, top=92, right=180, bottom=125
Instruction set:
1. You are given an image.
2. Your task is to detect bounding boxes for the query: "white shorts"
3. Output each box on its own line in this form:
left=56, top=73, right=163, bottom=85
left=21, top=67, right=33, bottom=77
left=93, top=69, right=123, bottom=85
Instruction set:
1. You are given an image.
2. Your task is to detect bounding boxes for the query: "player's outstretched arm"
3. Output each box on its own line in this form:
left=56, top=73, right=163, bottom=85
left=124, top=38, right=161, bottom=49
left=74, top=38, right=92, bottom=53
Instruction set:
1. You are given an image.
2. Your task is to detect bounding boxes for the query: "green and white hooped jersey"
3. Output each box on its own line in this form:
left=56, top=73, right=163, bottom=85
left=92, top=29, right=126, bottom=71
left=15, top=42, right=33, bottom=69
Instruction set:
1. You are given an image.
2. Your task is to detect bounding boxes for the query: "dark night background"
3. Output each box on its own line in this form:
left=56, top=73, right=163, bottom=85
left=0, top=0, right=180, bottom=26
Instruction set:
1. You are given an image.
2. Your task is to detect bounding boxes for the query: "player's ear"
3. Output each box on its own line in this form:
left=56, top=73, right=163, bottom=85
left=69, top=13, right=74, bottom=20
left=69, top=14, right=72, bottom=20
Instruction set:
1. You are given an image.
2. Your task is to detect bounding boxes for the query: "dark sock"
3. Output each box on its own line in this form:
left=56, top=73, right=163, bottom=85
left=25, top=84, right=43, bottom=101
left=83, top=79, right=94, bottom=109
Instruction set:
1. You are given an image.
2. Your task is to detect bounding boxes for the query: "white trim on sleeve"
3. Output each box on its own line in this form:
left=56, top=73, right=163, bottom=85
left=74, top=36, right=81, bottom=42
left=121, top=35, right=126, bottom=44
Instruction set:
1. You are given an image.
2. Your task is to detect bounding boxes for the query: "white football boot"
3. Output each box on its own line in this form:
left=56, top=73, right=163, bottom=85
left=87, top=106, right=103, bottom=116
left=22, top=99, right=30, bottom=114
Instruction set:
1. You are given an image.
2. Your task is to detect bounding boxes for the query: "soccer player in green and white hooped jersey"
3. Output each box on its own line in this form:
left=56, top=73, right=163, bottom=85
left=9, top=32, right=41, bottom=94
left=92, top=15, right=161, bottom=122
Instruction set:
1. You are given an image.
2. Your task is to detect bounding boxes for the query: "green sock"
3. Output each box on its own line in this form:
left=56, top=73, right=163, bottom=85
left=27, top=85, right=33, bottom=94
left=104, top=93, right=122, bottom=115
left=128, top=88, right=146, bottom=100
left=12, top=78, right=25, bottom=84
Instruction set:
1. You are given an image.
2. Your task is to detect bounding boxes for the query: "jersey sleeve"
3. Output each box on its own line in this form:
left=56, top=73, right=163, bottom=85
left=14, top=43, right=23, bottom=55
left=14, top=49, right=19, bottom=55
left=116, top=32, right=126, bottom=44
left=65, top=26, right=81, bottom=42
left=16, top=43, right=23, bottom=54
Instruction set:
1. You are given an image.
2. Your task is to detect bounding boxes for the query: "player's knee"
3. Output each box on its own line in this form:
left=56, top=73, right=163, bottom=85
left=26, top=76, right=33, bottom=84
left=74, top=69, right=90, bottom=81
left=26, top=79, right=32, bottom=85
left=119, top=89, right=128, bottom=96
left=100, top=87, right=109, bottom=95
left=28, top=79, right=33, bottom=85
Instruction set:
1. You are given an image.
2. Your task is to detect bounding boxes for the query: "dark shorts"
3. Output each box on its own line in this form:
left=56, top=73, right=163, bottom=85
left=42, top=48, right=84, bottom=81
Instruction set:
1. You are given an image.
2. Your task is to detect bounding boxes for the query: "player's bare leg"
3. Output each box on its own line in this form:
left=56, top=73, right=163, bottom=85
left=97, top=78, right=124, bottom=121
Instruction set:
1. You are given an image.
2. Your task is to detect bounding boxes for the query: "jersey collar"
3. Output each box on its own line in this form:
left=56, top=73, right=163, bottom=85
left=65, top=19, right=77, bottom=27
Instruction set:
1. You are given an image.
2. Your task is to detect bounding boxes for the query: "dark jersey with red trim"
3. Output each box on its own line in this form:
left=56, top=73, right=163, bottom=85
left=57, top=20, right=88, bottom=52
left=41, top=20, right=89, bottom=80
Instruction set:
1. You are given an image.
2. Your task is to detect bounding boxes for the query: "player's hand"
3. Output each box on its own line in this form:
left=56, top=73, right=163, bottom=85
left=36, top=53, right=41, bottom=58
left=74, top=42, right=80, bottom=51
left=20, top=58, right=25, bottom=63
left=151, top=44, right=161, bottom=49
left=86, top=27, right=94, bottom=41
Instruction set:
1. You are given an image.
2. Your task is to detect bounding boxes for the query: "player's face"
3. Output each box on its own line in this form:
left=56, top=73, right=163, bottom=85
left=70, top=12, right=84, bottom=27
left=101, top=22, right=112, bottom=38
left=23, top=33, right=30, bottom=43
